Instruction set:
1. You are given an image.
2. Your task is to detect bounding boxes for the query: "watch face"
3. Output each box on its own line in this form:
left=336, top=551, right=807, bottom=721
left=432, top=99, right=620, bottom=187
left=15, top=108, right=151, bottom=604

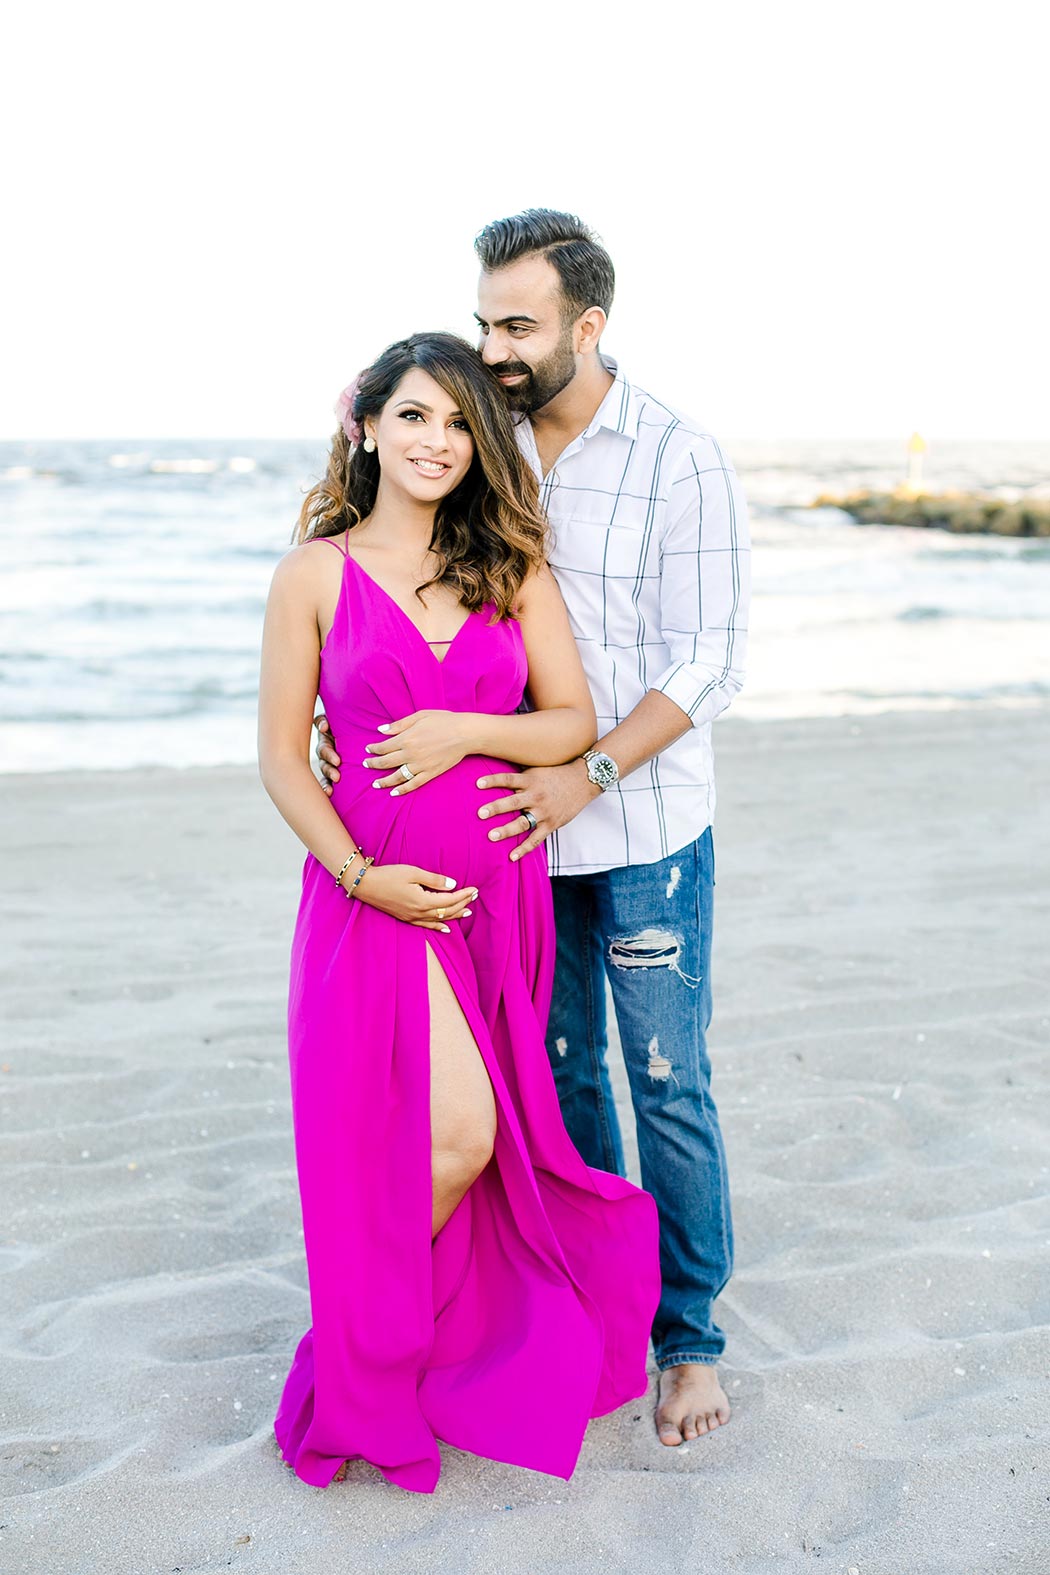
left=588, top=752, right=619, bottom=788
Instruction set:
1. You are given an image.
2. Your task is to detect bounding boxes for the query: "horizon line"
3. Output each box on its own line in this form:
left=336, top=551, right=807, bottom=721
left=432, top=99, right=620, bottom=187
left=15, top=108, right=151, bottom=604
left=3, top=432, right=1049, bottom=447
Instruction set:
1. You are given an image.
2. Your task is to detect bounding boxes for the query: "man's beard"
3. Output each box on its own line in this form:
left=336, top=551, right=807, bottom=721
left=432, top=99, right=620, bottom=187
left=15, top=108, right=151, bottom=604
left=498, top=330, right=578, bottom=414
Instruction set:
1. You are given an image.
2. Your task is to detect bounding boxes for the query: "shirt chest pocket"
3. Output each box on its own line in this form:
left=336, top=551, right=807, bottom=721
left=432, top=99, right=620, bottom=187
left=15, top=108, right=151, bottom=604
left=548, top=514, right=655, bottom=582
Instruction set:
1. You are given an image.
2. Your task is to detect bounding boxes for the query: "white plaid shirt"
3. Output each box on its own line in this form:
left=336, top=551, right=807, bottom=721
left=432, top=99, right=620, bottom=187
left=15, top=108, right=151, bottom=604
left=516, top=359, right=751, bottom=876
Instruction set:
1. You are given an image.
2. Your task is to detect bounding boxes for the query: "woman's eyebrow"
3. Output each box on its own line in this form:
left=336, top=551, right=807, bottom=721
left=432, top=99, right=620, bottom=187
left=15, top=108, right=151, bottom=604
left=394, top=400, right=464, bottom=417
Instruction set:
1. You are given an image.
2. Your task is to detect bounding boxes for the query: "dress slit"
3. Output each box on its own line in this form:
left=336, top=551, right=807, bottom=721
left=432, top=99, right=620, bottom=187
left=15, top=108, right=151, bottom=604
left=421, top=937, right=497, bottom=1238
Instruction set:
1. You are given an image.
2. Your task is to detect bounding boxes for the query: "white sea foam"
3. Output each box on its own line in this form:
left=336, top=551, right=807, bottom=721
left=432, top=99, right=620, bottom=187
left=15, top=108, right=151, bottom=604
left=148, top=457, right=221, bottom=474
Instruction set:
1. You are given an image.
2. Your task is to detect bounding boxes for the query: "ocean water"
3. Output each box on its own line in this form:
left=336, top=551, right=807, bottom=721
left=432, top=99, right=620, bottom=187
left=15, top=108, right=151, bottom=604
left=1, top=438, right=1048, bottom=774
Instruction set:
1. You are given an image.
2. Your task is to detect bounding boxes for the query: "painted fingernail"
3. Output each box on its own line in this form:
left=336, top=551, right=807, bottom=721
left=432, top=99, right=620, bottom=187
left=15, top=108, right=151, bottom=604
left=361, top=760, right=371, bottom=768
left=372, top=781, right=382, bottom=789
left=488, top=829, right=500, bottom=841
left=444, top=877, right=456, bottom=889
left=441, top=925, right=450, bottom=934
left=479, top=808, right=489, bottom=819
left=463, top=908, right=472, bottom=917
left=377, top=724, right=391, bottom=734
left=476, top=779, right=486, bottom=789
left=510, top=851, right=520, bottom=861
left=471, top=889, right=479, bottom=900
left=390, top=788, right=400, bottom=797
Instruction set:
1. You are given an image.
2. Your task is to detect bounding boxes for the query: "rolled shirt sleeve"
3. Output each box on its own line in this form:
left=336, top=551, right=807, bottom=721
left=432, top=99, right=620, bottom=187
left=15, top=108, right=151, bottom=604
left=650, top=437, right=751, bottom=727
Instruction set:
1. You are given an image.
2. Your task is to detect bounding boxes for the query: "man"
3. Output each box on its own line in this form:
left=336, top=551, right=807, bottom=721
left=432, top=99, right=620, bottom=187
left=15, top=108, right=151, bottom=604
left=318, top=210, right=750, bottom=1447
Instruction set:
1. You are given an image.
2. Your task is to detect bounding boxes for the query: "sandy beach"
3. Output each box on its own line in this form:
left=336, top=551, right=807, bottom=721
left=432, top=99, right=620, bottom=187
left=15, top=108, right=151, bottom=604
left=2, top=706, right=1048, bottom=1575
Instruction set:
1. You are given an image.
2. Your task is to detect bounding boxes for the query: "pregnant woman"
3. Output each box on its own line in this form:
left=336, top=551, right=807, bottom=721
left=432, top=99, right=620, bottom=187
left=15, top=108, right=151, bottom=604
left=257, top=332, right=659, bottom=1493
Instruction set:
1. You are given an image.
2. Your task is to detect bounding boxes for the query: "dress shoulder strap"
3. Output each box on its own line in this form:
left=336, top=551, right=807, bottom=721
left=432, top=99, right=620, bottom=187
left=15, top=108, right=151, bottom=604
left=310, top=530, right=349, bottom=557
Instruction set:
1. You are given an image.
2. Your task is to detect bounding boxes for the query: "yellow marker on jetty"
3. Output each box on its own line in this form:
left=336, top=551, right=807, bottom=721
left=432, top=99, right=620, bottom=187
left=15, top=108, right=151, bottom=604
left=905, top=432, right=927, bottom=496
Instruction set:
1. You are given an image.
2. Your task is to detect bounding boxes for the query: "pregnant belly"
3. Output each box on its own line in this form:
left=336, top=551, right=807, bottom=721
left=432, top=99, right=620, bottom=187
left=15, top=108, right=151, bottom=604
left=331, top=754, right=529, bottom=890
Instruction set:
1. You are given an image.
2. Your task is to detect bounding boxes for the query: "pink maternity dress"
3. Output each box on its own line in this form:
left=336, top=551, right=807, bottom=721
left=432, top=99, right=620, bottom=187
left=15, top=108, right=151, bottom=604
left=273, top=533, right=661, bottom=1493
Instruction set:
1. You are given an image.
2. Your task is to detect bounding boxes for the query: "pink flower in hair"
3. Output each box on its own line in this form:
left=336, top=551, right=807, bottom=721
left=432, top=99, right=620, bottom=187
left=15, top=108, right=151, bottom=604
left=335, top=374, right=365, bottom=447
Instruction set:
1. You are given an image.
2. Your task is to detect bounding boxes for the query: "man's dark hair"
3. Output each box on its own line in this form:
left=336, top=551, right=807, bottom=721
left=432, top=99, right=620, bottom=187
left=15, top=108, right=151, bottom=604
left=474, top=209, right=615, bottom=322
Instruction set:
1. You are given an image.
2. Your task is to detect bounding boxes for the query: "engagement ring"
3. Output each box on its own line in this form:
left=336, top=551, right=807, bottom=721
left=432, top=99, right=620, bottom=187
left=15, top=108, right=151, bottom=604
left=399, top=763, right=414, bottom=782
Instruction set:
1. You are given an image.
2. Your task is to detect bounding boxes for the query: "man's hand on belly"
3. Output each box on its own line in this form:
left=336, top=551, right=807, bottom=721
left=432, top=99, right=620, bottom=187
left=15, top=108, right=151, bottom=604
left=476, top=762, right=602, bottom=861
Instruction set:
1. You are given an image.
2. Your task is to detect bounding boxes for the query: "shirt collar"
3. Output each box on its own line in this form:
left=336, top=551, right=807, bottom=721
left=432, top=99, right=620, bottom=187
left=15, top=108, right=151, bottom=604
left=584, top=355, right=641, bottom=442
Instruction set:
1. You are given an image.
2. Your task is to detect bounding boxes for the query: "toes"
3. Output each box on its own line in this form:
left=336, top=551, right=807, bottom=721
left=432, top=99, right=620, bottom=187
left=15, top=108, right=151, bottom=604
left=658, top=1402, right=729, bottom=1444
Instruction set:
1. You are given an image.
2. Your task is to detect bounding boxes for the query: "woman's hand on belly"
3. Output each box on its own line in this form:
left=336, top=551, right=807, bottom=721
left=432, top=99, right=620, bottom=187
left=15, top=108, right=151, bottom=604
left=353, top=861, right=478, bottom=933
left=362, top=710, right=477, bottom=796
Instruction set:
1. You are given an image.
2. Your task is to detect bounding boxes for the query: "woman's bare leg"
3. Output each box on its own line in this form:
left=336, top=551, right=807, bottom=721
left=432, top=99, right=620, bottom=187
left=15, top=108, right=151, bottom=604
left=425, top=943, right=497, bottom=1237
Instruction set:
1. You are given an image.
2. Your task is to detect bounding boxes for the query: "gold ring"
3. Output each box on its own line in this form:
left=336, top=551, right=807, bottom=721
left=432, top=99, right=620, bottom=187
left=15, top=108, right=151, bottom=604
left=435, top=908, right=446, bottom=920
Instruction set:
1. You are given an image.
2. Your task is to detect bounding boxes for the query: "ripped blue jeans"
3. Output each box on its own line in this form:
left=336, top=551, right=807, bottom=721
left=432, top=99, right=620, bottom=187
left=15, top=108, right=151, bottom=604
left=545, top=829, right=732, bottom=1368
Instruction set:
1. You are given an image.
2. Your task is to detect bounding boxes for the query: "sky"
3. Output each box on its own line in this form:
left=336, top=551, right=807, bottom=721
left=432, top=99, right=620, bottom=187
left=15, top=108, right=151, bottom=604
left=4, top=0, right=1047, bottom=441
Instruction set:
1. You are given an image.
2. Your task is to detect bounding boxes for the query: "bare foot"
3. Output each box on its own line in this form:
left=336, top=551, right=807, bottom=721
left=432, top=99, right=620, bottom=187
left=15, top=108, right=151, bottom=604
left=655, top=1363, right=731, bottom=1445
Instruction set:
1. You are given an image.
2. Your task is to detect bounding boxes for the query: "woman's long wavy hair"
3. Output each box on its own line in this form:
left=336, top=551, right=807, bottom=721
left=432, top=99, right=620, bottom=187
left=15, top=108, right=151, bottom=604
left=296, top=332, right=549, bottom=618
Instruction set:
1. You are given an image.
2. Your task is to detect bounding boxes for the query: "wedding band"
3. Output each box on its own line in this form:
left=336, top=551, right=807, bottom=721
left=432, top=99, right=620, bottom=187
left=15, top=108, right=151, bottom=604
left=521, top=809, right=538, bottom=832
left=436, top=908, right=446, bottom=920
left=399, top=763, right=414, bottom=782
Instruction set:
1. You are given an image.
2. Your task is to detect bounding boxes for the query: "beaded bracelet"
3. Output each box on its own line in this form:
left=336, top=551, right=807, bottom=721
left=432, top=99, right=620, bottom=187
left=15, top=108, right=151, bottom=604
left=345, top=855, right=375, bottom=898
left=334, top=850, right=361, bottom=889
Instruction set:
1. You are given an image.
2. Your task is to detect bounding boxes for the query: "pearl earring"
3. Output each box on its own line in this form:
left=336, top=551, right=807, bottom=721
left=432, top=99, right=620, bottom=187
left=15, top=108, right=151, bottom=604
left=363, top=436, right=376, bottom=453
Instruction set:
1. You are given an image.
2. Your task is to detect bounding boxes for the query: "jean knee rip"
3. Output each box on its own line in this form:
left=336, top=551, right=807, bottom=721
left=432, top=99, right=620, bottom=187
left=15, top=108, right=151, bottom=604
left=607, top=928, right=701, bottom=988
left=645, top=1034, right=677, bottom=1084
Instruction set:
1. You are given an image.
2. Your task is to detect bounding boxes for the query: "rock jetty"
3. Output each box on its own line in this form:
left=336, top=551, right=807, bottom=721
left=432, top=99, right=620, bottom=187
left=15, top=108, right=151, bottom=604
left=811, top=489, right=1050, bottom=537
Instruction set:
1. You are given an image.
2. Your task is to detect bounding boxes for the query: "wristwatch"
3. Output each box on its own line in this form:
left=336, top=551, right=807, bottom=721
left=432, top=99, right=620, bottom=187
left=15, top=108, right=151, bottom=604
left=582, top=747, right=620, bottom=792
